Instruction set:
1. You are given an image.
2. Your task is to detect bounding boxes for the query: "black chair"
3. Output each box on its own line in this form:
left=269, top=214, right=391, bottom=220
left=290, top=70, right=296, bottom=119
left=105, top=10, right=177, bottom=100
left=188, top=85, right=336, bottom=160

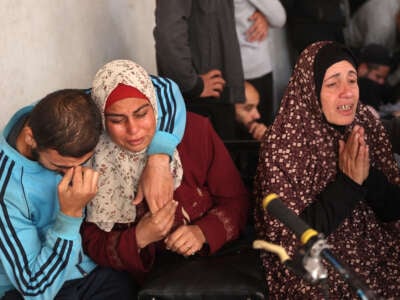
left=138, top=240, right=268, bottom=300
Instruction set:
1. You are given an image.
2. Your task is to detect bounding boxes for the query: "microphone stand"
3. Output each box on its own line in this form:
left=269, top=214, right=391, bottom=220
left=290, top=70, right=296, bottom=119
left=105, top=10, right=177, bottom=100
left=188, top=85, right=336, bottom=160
left=260, top=193, right=381, bottom=299
left=307, top=235, right=379, bottom=300
left=253, top=239, right=330, bottom=298
left=254, top=236, right=380, bottom=300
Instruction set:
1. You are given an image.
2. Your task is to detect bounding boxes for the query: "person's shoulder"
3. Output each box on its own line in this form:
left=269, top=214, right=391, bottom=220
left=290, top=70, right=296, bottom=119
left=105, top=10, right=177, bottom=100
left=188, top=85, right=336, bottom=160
left=186, top=112, right=210, bottom=127
left=183, top=112, right=217, bottom=141
left=179, top=113, right=213, bottom=152
left=1, top=162, right=31, bottom=216
left=3, top=104, right=35, bottom=133
left=150, top=75, right=179, bottom=88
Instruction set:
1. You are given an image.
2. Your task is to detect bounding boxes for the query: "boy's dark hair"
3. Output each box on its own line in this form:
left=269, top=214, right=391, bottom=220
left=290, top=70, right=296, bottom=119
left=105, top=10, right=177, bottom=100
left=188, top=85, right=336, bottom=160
left=28, top=89, right=102, bottom=157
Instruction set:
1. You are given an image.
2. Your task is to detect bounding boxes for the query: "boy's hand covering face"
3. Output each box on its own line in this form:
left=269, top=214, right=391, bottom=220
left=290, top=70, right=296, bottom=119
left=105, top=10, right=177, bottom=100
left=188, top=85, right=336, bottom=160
left=58, top=166, right=99, bottom=217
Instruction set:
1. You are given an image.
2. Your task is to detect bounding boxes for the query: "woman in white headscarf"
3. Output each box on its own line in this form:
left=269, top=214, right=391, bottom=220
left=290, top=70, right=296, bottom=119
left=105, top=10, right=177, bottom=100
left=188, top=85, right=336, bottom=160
left=82, top=59, right=249, bottom=284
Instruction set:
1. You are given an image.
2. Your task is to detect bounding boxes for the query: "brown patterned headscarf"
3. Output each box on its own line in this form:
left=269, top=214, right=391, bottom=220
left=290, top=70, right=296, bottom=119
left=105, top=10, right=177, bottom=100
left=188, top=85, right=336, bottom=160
left=254, top=41, right=400, bottom=297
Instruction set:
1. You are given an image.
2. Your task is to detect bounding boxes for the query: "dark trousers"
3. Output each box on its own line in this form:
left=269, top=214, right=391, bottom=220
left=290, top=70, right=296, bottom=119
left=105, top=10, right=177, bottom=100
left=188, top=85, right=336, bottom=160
left=247, top=72, right=274, bottom=125
left=382, top=117, right=400, bottom=154
left=2, top=267, right=137, bottom=300
left=186, top=99, right=236, bottom=140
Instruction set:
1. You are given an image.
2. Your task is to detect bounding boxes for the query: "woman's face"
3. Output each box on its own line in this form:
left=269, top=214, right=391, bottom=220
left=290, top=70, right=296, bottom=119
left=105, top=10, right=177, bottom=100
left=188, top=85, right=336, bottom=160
left=320, top=60, right=359, bottom=126
left=104, top=97, right=156, bottom=152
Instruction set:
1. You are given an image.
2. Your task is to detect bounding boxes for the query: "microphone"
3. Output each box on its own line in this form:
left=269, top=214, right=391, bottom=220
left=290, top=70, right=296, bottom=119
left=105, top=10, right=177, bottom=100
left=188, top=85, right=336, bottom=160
left=261, top=193, right=379, bottom=300
left=262, top=193, right=318, bottom=246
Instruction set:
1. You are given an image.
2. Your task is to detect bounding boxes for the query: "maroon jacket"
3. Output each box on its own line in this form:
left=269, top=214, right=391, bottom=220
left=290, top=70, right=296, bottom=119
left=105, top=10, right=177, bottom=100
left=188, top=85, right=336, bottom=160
left=82, top=113, right=249, bottom=282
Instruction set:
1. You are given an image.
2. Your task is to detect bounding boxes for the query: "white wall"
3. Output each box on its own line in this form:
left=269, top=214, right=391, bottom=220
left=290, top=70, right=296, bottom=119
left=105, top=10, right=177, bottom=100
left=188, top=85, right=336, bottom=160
left=0, top=0, right=156, bottom=127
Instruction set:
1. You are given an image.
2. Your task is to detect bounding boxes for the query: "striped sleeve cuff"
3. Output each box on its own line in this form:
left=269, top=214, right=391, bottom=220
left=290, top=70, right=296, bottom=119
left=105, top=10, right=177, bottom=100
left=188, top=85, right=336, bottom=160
left=147, top=131, right=180, bottom=157
left=52, top=211, right=83, bottom=239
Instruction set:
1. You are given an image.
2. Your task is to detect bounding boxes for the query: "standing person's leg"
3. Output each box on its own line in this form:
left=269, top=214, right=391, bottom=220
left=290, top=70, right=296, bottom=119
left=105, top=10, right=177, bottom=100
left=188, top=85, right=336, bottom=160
left=382, top=116, right=400, bottom=154
left=55, top=267, right=137, bottom=300
left=247, top=73, right=274, bottom=125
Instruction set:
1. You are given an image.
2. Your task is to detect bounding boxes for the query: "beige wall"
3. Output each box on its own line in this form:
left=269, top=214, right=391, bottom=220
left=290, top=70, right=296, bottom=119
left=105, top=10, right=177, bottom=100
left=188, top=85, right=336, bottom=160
left=0, top=0, right=156, bottom=127
left=0, top=1, right=293, bottom=127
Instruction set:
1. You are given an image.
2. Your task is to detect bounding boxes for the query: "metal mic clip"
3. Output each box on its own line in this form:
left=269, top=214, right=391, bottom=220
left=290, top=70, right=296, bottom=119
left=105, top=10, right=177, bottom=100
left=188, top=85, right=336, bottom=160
left=301, top=234, right=330, bottom=283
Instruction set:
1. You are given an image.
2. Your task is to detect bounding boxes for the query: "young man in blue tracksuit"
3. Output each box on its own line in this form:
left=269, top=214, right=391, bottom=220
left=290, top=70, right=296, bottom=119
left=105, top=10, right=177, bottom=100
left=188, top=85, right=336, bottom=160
left=0, top=84, right=185, bottom=299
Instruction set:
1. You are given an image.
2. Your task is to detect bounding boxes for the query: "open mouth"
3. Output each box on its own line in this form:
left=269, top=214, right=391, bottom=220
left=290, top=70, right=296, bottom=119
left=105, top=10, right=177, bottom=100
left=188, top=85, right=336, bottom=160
left=127, top=138, right=144, bottom=146
left=337, top=104, right=353, bottom=111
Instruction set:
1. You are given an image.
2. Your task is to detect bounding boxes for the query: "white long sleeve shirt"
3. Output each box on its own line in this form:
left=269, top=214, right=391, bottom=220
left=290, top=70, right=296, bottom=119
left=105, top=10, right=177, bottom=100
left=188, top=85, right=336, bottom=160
left=234, top=0, right=286, bottom=79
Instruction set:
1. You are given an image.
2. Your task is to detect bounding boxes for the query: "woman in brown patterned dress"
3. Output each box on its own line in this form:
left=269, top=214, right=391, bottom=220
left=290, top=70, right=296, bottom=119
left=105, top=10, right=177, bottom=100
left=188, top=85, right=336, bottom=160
left=254, top=41, right=400, bottom=299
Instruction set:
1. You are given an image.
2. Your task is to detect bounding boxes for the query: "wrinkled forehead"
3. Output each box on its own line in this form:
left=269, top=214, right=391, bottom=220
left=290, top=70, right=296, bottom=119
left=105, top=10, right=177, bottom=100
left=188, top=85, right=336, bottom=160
left=298, top=41, right=358, bottom=90
left=39, top=148, right=93, bottom=170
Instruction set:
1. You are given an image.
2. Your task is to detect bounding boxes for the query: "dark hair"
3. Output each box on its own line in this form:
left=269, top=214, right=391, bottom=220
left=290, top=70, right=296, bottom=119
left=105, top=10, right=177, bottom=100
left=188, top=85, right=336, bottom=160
left=358, top=43, right=392, bottom=67
left=28, top=89, right=102, bottom=157
left=366, top=62, right=388, bottom=72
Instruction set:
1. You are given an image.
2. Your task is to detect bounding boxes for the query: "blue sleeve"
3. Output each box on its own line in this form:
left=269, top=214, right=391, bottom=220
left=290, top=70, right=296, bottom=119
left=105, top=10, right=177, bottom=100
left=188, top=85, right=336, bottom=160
left=0, top=182, right=85, bottom=299
left=148, top=76, right=186, bottom=157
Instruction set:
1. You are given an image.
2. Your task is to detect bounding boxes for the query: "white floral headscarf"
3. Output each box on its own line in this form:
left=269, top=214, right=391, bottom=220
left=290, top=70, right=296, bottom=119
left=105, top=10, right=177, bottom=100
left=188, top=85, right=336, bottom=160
left=86, top=59, right=183, bottom=232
